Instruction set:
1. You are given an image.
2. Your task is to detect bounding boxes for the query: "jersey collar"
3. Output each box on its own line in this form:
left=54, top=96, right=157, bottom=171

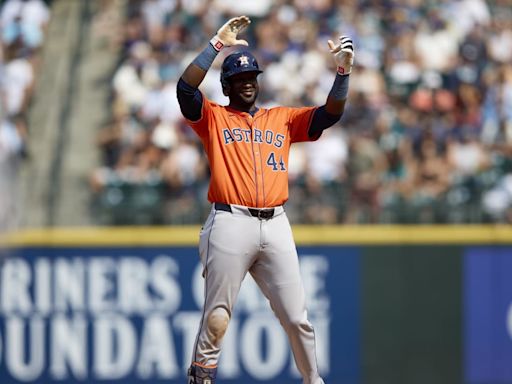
left=226, top=106, right=264, bottom=118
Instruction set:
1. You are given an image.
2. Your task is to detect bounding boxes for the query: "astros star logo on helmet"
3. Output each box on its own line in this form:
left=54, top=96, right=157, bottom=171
left=238, top=55, right=249, bottom=66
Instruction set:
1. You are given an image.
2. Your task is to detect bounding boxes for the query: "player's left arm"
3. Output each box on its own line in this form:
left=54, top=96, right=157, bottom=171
left=308, top=36, right=354, bottom=138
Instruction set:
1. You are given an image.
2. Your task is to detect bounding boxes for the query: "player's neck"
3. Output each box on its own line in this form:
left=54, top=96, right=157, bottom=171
left=228, top=101, right=258, bottom=115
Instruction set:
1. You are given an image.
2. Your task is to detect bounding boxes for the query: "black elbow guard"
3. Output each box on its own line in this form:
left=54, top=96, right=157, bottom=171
left=308, top=106, right=342, bottom=137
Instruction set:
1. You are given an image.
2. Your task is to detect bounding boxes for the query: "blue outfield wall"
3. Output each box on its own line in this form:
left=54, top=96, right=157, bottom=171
left=2, top=225, right=512, bottom=384
left=0, top=245, right=360, bottom=384
left=464, top=246, right=512, bottom=384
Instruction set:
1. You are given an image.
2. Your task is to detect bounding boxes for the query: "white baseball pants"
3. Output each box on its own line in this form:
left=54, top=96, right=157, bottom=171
left=190, top=203, right=324, bottom=384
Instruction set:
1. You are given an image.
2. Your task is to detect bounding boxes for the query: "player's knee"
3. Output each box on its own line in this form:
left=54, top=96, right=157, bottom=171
left=207, top=306, right=230, bottom=343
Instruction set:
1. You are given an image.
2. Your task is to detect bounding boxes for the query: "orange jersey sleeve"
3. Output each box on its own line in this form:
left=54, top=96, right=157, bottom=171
left=287, top=105, right=320, bottom=143
left=186, top=96, right=319, bottom=208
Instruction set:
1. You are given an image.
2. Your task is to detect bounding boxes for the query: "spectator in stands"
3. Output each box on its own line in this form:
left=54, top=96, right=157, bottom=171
left=414, top=136, right=450, bottom=202
left=112, top=41, right=160, bottom=113
left=1, top=0, right=49, bottom=51
left=482, top=174, right=512, bottom=223
left=2, top=41, right=34, bottom=117
left=0, top=0, right=49, bottom=230
left=345, top=128, right=386, bottom=223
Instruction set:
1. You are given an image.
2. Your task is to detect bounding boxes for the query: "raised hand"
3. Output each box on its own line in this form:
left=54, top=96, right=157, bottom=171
left=327, top=36, right=354, bottom=75
left=211, top=16, right=251, bottom=51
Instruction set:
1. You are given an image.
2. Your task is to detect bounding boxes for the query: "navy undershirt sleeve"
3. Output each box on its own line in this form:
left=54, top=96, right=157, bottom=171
left=177, top=78, right=204, bottom=122
left=308, top=106, right=342, bottom=138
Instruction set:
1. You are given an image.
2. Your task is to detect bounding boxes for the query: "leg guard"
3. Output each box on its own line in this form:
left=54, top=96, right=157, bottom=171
left=187, top=364, right=217, bottom=384
left=206, top=306, right=230, bottom=345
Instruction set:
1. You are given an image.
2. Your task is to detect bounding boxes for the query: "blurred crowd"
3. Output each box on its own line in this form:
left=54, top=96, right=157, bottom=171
left=90, top=0, right=512, bottom=225
left=0, top=0, right=50, bottom=230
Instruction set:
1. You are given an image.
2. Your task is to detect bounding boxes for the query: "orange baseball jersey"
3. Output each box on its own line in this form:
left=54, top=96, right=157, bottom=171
left=187, top=96, right=320, bottom=208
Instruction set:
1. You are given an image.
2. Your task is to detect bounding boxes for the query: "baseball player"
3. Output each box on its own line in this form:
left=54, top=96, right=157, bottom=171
left=176, top=15, right=354, bottom=384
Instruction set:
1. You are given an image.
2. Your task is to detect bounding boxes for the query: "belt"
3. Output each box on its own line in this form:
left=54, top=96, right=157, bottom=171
left=214, top=203, right=276, bottom=220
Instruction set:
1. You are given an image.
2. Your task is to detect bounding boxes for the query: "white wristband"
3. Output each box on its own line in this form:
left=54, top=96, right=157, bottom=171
left=209, top=36, right=224, bottom=52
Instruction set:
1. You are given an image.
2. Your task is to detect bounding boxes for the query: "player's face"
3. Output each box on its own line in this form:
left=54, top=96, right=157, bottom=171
left=227, top=72, right=260, bottom=108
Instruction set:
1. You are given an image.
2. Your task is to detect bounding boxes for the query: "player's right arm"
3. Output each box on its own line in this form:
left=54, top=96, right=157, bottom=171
left=177, top=16, right=251, bottom=121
